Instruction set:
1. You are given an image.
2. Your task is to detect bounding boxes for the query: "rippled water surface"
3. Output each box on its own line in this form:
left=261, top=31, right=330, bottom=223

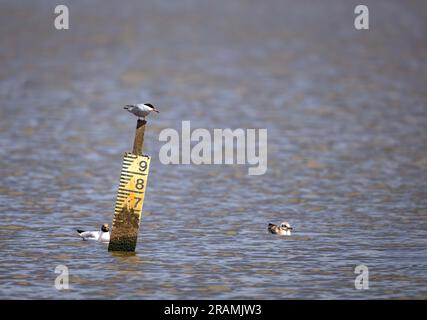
left=1, top=0, right=426, bottom=299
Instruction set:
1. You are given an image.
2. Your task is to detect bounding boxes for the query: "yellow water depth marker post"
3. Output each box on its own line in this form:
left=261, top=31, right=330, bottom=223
left=108, top=119, right=151, bottom=252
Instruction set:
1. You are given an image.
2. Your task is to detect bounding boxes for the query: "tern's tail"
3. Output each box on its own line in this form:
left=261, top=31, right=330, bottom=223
left=124, top=105, right=133, bottom=110
left=76, top=229, right=85, bottom=234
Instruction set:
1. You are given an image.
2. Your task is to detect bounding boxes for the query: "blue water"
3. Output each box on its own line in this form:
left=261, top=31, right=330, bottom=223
left=0, top=0, right=426, bottom=299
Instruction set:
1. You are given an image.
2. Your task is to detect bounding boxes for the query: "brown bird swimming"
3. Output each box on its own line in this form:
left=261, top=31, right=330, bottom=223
left=268, top=221, right=293, bottom=236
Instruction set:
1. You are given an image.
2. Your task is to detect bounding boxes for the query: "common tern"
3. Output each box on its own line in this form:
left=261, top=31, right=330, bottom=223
left=124, top=103, right=159, bottom=120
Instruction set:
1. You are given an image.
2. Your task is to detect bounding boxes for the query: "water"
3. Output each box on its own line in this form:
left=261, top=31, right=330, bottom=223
left=0, top=0, right=426, bottom=299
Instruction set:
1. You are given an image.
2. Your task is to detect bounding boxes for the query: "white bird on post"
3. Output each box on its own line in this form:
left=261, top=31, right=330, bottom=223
left=124, top=103, right=159, bottom=120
